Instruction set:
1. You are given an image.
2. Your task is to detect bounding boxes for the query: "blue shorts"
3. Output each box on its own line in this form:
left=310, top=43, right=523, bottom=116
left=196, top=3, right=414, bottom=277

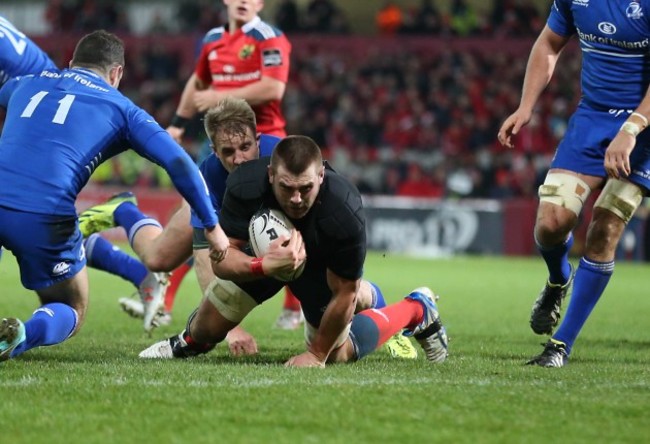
left=0, top=207, right=86, bottom=290
left=551, top=104, right=650, bottom=191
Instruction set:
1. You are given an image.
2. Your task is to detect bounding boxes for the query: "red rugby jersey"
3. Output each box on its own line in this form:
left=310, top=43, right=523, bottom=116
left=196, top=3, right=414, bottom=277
left=195, top=16, right=291, bottom=137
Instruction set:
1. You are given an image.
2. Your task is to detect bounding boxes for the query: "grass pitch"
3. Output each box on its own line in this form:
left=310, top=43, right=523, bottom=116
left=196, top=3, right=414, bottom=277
left=1, top=252, right=649, bottom=443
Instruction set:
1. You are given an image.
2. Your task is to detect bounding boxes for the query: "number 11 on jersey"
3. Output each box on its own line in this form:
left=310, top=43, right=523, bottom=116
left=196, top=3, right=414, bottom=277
left=20, top=91, right=76, bottom=125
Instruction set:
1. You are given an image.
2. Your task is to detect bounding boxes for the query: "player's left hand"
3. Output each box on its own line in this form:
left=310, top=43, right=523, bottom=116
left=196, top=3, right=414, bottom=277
left=193, top=89, right=222, bottom=112
left=206, top=224, right=230, bottom=263
left=226, top=326, right=258, bottom=356
left=604, top=131, right=636, bottom=179
left=284, top=351, right=326, bottom=368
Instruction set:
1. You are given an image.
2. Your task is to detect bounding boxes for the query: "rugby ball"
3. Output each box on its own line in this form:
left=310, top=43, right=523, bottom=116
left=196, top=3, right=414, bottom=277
left=248, top=208, right=305, bottom=281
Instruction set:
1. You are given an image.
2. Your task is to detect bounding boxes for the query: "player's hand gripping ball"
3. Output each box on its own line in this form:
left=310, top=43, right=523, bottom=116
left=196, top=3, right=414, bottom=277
left=248, top=208, right=305, bottom=281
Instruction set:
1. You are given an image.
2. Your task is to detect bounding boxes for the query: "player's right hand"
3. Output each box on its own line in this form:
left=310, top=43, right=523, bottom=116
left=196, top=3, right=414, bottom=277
left=604, top=130, right=636, bottom=179
left=166, top=125, right=185, bottom=144
left=497, top=110, right=532, bottom=149
left=206, top=224, right=230, bottom=264
left=263, top=229, right=306, bottom=278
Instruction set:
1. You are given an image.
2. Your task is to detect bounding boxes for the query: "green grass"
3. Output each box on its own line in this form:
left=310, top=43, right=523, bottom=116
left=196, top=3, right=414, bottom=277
left=1, top=252, right=649, bottom=443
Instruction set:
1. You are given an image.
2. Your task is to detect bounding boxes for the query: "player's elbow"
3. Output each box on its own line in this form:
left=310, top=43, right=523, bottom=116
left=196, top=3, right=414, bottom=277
left=261, top=77, right=286, bottom=102
left=268, top=83, right=285, bottom=101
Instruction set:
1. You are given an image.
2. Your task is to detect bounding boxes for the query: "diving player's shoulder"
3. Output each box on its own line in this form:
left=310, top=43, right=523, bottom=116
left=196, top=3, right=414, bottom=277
left=318, top=168, right=365, bottom=239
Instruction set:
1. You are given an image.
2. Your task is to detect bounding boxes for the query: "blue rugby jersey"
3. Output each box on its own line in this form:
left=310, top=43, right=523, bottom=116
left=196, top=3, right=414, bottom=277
left=190, top=133, right=281, bottom=229
left=548, top=0, right=650, bottom=110
left=0, top=15, right=56, bottom=87
left=0, top=68, right=217, bottom=228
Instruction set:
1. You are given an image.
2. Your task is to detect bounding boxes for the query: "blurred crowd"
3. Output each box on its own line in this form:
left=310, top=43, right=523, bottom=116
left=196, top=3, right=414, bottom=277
left=284, top=40, right=579, bottom=199
left=42, top=0, right=546, bottom=37
left=7, top=0, right=572, bottom=199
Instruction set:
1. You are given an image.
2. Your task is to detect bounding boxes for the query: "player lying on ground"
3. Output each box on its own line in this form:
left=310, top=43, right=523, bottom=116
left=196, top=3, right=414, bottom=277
left=140, top=136, right=449, bottom=366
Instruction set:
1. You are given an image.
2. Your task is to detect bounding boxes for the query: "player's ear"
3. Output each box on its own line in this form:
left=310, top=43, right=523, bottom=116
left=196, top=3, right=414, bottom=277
left=109, top=64, right=123, bottom=88
left=268, top=165, right=274, bottom=184
left=318, top=165, right=324, bottom=184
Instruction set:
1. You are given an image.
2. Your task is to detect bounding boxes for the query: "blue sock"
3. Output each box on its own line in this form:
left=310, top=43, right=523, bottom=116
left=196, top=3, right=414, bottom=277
left=369, top=282, right=386, bottom=309
left=113, top=202, right=161, bottom=246
left=553, top=256, right=614, bottom=354
left=537, top=232, right=574, bottom=285
left=11, top=303, right=78, bottom=357
left=84, top=234, right=147, bottom=288
left=349, top=314, right=380, bottom=360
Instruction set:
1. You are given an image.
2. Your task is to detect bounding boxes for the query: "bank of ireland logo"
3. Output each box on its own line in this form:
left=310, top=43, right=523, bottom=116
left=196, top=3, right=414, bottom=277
left=626, top=2, right=644, bottom=19
left=598, top=22, right=616, bottom=34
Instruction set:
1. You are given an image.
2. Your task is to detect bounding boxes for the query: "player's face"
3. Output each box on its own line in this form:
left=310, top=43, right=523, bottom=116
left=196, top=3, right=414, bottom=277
left=212, top=127, right=259, bottom=173
left=269, top=161, right=324, bottom=220
left=224, top=0, right=264, bottom=24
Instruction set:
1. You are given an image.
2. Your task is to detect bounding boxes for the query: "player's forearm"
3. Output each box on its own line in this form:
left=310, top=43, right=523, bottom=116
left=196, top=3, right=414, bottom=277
left=159, top=150, right=216, bottom=228
left=308, top=291, right=356, bottom=361
left=223, top=76, right=286, bottom=106
left=211, top=248, right=265, bottom=282
left=174, top=73, right=203, bottom=120
left=519, top=26, right=568, bottom=113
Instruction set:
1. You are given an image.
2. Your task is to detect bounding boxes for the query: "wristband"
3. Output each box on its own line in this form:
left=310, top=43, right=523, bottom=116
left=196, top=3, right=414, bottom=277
left=621, top=121, right=642, bottom=137
left=631, top=112, right=649, bottom=127
left=250, top=257, right=265, bottom=276
left=170, top=114, right=190, bottom=129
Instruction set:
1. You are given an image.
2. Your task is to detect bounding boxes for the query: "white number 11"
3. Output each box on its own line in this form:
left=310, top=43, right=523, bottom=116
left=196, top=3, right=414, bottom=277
left=20, top=91, right=76, bottom=125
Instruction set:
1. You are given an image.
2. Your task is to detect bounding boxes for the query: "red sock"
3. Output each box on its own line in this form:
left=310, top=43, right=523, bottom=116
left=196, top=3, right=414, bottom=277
left=282, top=287, right=301, bottom=311
left=357, top=299, right=424, bottom=346
left=164, top=261, right=193, bottom=312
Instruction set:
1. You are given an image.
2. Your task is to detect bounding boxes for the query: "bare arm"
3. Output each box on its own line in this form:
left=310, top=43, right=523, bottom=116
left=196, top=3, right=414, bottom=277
left=177, top=73, right=208, bottom=118
left=498, top=25, right=571, bottom=148
left=210, top=229, right=305, bottom=282
left=307, top=270, right=358, bottom=362
left=193, top=76, right=286, bottom=112
left=518, top=25, right=570, bottom=115
left=167, top=73, right=208, bottom=143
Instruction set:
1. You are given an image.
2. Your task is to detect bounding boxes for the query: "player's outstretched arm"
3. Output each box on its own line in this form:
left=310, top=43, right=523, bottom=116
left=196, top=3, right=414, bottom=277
left=285, top=271, right=358, bottom=368
left=498, top=25, right=570, bottom=148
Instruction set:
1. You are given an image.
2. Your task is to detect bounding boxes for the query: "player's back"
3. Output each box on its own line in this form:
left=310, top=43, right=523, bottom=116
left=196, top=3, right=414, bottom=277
left=0, top=68, right=146, bottom=216
left=0, top=15, right=56, bottom=87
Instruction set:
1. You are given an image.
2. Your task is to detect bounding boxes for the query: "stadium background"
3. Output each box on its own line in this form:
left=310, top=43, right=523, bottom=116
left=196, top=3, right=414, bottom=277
left=2, top=0, right=647, bottom=260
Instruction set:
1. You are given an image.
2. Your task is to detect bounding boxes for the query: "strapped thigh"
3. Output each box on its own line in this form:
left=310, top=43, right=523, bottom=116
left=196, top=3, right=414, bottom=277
left=594, top=178, right=645, bottom=223
left=538, top=172, right=592, bottom=217
left=204, top=278, right=258, bottom=323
